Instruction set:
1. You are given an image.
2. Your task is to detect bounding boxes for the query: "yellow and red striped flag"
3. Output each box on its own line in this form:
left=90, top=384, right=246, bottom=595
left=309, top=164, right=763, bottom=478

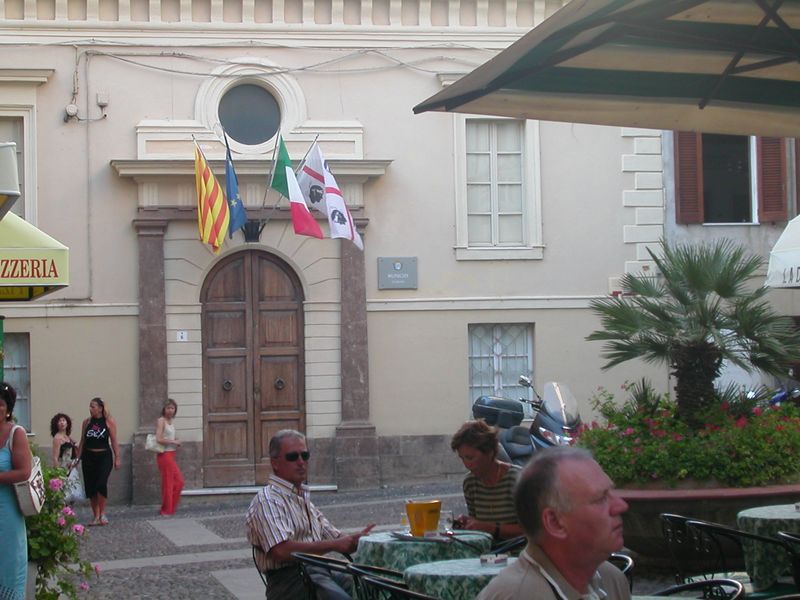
left=194, top=144, right=229, bottom=254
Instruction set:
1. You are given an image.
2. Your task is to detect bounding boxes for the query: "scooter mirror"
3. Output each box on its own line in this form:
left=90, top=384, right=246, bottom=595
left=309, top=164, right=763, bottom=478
left=518, top=375, right=532, bottom=387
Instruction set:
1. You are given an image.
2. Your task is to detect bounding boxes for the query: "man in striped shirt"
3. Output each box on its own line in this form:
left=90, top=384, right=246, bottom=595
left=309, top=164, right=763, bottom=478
left=246, top=429, right=374, bottom=599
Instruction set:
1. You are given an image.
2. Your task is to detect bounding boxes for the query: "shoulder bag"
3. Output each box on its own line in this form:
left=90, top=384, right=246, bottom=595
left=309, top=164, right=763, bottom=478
left=145, top=433, right=165, bottom=453
left=9, top=425, right=45, bottom=516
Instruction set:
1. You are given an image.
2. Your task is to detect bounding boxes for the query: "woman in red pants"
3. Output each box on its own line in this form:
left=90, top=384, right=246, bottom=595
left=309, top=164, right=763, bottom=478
left=155, top=399, right=184, bottom=516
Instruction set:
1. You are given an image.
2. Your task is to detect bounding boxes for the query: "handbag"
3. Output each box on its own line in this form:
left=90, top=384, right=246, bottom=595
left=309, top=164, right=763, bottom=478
left=65, top=466, right=87, bottom=504
left=9, top=426, right=45, bottom=516
left=145, top=433, right=165, bottom=453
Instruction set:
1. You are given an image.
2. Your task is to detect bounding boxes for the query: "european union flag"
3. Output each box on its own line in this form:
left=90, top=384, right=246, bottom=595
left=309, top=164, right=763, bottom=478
left=224, top=140, right=247, bottom=238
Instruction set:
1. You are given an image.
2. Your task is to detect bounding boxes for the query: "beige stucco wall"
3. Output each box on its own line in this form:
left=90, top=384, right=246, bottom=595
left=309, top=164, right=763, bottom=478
left=3, top=315, right=138, bottom=441
left=367, top=308, right=668, bottom=437
left=0, top=0, right=677, bottom=492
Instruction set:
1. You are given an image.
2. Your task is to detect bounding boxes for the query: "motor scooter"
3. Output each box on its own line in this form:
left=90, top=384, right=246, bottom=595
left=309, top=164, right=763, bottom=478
left=471, top=376, right=582, bottom=466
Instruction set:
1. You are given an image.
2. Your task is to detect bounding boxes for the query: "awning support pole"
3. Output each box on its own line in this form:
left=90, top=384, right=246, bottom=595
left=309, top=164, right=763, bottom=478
left=0, top=315, right=5, bottom=382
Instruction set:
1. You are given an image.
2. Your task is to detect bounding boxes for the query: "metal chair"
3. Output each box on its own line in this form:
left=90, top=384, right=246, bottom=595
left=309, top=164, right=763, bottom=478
left=608, top=551, right=634, bottom=591
left=652, top=578, right=745, bottom=600
left=360, top=576, right=440, bottom=600
left=347, top=563, right=407, bottom=600
left=661, top=513, right=736, bottom=584
left=291, top=551, right=355, bottom=600
left=492, top=535, right=526, bottom=555
left=687, top=520, right=800, bottom=589
left=777, top=531, right=800, bottom=547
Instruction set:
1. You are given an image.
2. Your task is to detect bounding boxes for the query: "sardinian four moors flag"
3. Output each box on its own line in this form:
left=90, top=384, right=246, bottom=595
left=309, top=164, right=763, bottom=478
left=194, top=144, right=230, bottom=254
left=297, top=143, right=363, bottom=250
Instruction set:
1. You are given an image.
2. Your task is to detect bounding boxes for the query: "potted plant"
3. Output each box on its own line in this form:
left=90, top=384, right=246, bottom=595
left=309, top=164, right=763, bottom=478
left=581, top=239, right=800, bottom=563
left=26, top=453, right=98, bottom=599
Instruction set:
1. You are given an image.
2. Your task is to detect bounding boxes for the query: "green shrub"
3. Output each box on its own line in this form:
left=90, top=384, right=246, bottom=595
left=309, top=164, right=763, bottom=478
left=577, top=382, right=800, bottom=488
left=26, top=450, right=98, bottom=599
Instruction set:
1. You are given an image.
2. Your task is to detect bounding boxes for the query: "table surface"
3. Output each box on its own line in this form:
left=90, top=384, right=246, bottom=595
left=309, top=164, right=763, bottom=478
left=404, top=557, right=517, bottom=600
left=355, top=530, right=493, bottom=572
left=737, top=503, right=800, bottom=591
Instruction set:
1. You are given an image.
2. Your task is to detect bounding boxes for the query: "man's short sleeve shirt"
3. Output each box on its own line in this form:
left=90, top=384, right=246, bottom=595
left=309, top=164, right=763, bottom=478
left=246, top=475, right=341, bottom=571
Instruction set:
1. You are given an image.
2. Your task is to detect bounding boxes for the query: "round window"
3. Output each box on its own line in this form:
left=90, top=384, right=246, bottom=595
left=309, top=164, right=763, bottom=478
left=218, top=84, right=281, bottom=146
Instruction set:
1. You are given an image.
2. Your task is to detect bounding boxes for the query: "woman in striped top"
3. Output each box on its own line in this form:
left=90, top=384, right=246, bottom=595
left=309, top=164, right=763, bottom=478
left=450, top=420, right=524, bottom=542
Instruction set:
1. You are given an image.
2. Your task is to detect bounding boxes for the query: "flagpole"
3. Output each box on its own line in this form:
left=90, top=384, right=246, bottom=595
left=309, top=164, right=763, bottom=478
left=259, top=134, right=320, bottom=230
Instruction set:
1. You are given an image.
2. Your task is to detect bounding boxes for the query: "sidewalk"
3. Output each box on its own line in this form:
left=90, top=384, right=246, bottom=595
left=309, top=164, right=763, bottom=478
left=70, top=480, right=673, bottom=599
left=76, top=481, right=468, bottom=599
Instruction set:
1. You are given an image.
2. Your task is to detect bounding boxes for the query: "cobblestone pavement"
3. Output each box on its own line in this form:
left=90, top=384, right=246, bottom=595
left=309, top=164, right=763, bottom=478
left=67, top=480, right=674, bottom=599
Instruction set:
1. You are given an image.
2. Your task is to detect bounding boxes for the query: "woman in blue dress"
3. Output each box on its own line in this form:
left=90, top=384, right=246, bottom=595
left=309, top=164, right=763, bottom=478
left=0, top=382, right=33, bottom=600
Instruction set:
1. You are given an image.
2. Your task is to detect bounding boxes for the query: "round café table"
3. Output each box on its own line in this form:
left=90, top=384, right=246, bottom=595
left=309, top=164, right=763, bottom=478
left=737, top=503, right=800, bottom=590
left=404, top=557, right=517, bottom=600
left=355, top=531, right=493, bottom=571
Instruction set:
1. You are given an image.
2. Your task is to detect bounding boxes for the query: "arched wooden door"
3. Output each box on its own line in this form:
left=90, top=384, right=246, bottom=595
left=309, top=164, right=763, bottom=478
left=200, top=250, right=306, bottom=486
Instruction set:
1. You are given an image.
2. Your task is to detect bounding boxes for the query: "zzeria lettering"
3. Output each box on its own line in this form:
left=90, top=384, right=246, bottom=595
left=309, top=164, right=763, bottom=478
left=0, top=258, right=59, bottom=280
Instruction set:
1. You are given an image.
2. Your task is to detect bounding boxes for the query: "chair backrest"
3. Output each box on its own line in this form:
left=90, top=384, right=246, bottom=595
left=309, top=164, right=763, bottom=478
left=651, top=578, right=745, bottom=600
left=778, top=531, right=800, bottom=546
left=492, top=535, right=526, bottom=555
left=291, top=552, right=353, bottom=599
left=687, top=520, right=800, bottom=587
left=608, top=552, right=634, bottom=591
left=660, top=513, right=734, bottom=583
left=361, top=576, right=440, bottom=600
left=347, top=563, right=407, bottom=600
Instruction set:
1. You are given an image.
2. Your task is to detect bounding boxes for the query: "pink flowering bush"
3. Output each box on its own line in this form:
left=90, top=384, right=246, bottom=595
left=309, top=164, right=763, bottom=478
left=26, top=452, right=98, bottom=599
left=577, top=380, right=800, bottom=488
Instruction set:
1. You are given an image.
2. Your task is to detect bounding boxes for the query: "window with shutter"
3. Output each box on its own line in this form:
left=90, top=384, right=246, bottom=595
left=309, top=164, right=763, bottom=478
left=674, top=133, right=787, bottom=224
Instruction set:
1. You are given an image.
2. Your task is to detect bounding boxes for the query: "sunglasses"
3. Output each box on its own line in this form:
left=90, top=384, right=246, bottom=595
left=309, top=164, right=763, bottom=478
left=284, top=451, right=310, bottom=462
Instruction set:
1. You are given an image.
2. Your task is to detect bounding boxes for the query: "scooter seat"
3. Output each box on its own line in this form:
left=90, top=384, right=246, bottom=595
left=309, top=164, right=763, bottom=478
left=500, top=426, right=534, bottom=465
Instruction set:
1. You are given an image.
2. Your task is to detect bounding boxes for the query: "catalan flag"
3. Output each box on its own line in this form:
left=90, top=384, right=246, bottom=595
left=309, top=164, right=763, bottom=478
left=194, top=144, right=229, bottom=254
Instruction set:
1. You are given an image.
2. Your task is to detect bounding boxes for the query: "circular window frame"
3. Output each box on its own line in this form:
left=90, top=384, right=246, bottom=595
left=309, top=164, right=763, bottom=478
left=195, top=58, right=307, bottom=156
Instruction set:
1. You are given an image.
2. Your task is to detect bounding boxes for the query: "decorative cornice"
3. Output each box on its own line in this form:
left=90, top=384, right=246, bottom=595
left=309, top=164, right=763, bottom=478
left=112, top=159, right=391, bottom=180
left=0, top=69, right=54, bottom=84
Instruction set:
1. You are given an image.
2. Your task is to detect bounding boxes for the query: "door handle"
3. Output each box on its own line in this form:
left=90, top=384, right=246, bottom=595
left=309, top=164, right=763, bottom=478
left=274, top=377, right=285, bottom=390
left=222, top=379, right=233, bottom=391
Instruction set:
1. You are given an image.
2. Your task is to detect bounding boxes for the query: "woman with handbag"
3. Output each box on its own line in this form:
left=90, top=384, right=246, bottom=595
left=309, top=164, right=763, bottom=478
left=51, top=412, right=85, bottom=504
left=0, top=382, right=33, bottom=600
left=155, top=398, right=184, bottom=516
left=77, top=397, right=120, bottom=526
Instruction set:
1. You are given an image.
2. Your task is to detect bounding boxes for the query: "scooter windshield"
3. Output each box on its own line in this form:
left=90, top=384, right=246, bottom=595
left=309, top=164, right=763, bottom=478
left=540, top=382, right=580, bottom=425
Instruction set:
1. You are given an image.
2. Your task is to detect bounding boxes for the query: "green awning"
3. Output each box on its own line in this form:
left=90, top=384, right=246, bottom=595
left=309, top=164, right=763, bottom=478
left=0, top=212, right=69, bottom=301
left=414, top=0, right=800, bottom=137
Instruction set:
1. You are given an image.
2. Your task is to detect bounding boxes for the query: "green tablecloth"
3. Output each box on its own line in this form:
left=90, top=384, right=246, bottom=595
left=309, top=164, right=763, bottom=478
left=355, top=531, right=493, bottom=571
left=737, top=503, right=800, bottom=590
left=404, top=557, right=516, bottom=600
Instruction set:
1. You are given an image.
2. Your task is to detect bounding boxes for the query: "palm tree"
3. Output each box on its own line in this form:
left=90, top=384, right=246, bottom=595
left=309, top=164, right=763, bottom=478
left=587, top=239, right=800, bottom=428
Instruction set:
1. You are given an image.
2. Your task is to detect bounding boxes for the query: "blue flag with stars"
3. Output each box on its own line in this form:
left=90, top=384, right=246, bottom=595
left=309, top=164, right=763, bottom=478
left=224, top=137, right=247, bottom=238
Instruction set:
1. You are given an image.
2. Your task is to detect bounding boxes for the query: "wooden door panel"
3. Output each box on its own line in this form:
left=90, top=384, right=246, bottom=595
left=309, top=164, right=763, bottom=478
left=206, top=258, right=246, bottom=301
left=203, top=251, right=305, bottom=487
left=256, top=257, right=297, bottom=300
left=206, top=311, right=247, bottom=348
left=258, top=357, right=299, bottom=411
left=258, top=310, right=298, bottom=347
left=206, top=357, right=247, bottom=412
left=208, top=420, right=249, bottom=459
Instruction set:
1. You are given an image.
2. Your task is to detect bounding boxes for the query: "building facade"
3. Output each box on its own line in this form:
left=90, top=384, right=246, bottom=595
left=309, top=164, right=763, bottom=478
left=1, top=0, right=677, bottom=503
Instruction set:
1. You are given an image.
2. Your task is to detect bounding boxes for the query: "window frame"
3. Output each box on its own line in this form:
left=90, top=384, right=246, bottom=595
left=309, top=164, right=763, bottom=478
left=674, top=131, right=788, bottom=225
left=3, top=333, right=31, bottom=431
left=454, top=115, right=543, bottom=260
left=468, top=323, right=534, bottom=416
left=0, top=108, right=37, bottom=222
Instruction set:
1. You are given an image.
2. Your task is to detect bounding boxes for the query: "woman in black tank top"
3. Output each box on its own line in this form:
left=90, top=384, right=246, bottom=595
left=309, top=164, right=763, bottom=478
left=76, top=397, right=121, bottom=526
